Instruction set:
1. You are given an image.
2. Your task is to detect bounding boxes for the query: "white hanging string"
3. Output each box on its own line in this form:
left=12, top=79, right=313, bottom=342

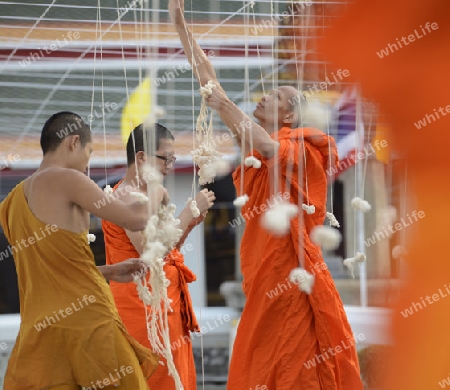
left=8, top=1, right=143, bottom=155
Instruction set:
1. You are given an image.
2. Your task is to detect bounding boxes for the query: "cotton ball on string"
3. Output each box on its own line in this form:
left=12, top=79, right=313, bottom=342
left=187, top=198, right=200, bottom=218
left=261, top=203, right=299, bottom=236
left=343, top=252, right=366, bottom=279
left=377, top=205, right=397, bottom=231
left=302, top=100, right=330, bottom=132
left=302, top=204, right=315, bottom=215
left=244, top=156, right=262, bottom=169
left=289, top=267, right=315, bottom=294
left=212, top=158, right=231, bottom=177
left=233, top=194, right=249, bottom=207
left=310, top=225, right=342, bottom=251
left=103, top=185, right=113, bottom=196
left=351, top=197, right=372, bottom=213
left=326, top=212, right=340, bottom=227
left=392, top=245, right=407, bottom=259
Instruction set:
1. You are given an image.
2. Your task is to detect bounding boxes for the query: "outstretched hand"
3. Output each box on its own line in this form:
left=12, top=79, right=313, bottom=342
left=108, top=259, right=146, bottom=283
left=169, top=0, right=185, bottom=25
left=189, top=189, right=215, bottom=227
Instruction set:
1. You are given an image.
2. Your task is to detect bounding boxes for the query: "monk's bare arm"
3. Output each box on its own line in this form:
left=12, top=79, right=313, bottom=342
left=62, top=170, right=163, bottom=232
left=169, top=0, right=275, bottom=158
left=207, top=89, right=279, bottom=158
left=169, top=0, right=217, bottom=87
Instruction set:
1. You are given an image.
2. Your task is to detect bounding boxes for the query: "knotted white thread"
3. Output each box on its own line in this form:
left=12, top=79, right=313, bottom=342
left=302, top=204, right=315, bottom=215
left=343, top=252, right=367, bottom=278
left=326, top=212, right=340, bottom=227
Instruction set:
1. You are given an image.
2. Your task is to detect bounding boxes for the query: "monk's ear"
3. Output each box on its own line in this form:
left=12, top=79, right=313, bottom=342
left=68, top=135, right=80, bottom=151
left=135, top=151, right=147, bottom=165
left=283, top=111, right=298, bottom=126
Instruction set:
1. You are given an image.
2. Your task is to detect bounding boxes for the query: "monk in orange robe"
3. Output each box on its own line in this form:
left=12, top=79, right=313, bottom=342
left=169, top=1, right=363, bottom=388
left=319, top=1, right=450, bottom=389
left=102, top=123, right=215, bottom=389
left=0, top=112, right=161, bottom=389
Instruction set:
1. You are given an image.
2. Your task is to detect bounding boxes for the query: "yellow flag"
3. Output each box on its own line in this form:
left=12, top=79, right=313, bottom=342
left=120, top=78, right=151, bottom=145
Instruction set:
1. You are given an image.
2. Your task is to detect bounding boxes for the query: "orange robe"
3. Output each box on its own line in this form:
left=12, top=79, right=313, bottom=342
left=319, top=1, right=450, bottom=389
left=228, top=127, right=363, bottom=390
left=102, top=183, right=198, bottom=390
left=0, top=182, right=158, bottom=390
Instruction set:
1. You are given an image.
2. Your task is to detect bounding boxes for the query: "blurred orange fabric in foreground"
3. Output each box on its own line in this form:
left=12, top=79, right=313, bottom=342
left=320, top=1, right=450, bottom=388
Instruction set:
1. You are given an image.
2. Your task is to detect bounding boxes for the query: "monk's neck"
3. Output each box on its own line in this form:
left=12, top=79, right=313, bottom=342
left=260, top=119, right=287, bottom=135
left=123, top=167, right=147, bottom=193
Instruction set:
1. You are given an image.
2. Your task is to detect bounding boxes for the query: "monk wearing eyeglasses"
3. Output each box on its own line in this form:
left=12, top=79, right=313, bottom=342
left=102, top=123, right=216, bottom=390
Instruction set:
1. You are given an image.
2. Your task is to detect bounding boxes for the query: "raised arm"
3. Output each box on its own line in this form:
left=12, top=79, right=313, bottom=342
left=169, top=0, right=217, bottom=87
left=169, top=0, right=278, bottom=158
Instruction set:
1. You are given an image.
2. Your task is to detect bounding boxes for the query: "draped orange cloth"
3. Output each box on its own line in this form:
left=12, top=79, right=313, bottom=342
left=0, top=182, right=158, bottom=390
left=102, top=182, right=198, bottom=390
left=228, top=127, right=363, bottom=390
left=319, top=1, right=450, bottom=389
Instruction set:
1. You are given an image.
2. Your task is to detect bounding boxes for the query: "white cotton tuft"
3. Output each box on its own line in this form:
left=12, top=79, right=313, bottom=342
left=244, top=156, right=262, bottom=169
left=199, top=80, right=216, bottom=97
left=343, top=252, right=367, bottom=279
left=377, top=205, right=397, bottom=230
left=130, top=192, right=149, bottom=203
left=310, top=225, right=342, bottom=251
left=303, top=101, right=330, bottom=132
left=392, top=245, right=407, bottom=259
left=141, top=241, right=166, bottom=265
left=87, top=233, right=96, bottom=243
left=142, top=164, right=162, bottom=185
left=351, top=197, right=372, bottom=213
left=212, top=158, right=231, bottom=176
left=188, top=199, right=200, bottom=218
left=302, top=204, right=315, bottom=215
left=233, top=194, right=249, bottom=207
left=103, top=185, right=113, bottom=196
left=289, top=267, right=315, bottom=294
left=326, top=212, right=340, bottom=227
left=261, top=203, right=299, bottom=236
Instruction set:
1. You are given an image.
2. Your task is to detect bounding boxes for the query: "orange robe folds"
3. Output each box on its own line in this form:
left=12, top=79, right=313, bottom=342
left=102, top=184, right=198, bottom=390
left=228, top=127, right=363, bottom=390
left=0, top=182, right=158, bottom=390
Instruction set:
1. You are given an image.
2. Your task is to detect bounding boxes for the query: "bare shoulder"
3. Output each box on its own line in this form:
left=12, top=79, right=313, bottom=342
left=25, top=167, right=96, bottom=198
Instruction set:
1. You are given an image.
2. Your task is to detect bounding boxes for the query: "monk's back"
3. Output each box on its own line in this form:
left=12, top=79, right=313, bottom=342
left=0, top=180, right=156, bottom=389
left=23, top=168, right=90, bottom=234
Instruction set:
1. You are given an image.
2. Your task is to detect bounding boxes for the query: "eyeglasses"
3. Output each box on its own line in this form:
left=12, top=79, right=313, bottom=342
left=154, top=155, right=177, bottom=166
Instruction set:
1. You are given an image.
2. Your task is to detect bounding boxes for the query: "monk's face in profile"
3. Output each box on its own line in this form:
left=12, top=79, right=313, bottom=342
left=151, top=138, right=176, bottom=176
left=253, top=86, right=299, bottom=131
left=136, top=138, right=176, bottom=178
